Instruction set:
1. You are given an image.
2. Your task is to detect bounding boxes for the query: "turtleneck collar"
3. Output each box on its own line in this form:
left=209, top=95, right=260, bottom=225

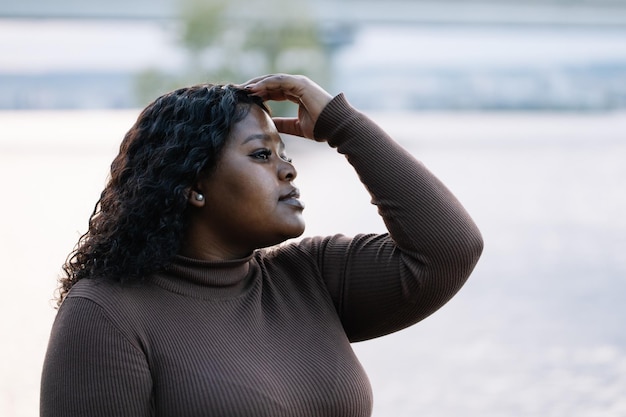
left=150, top=254, right=256, bottom=300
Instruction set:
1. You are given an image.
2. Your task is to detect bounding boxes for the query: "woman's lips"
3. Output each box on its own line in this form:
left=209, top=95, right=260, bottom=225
left=280, top=197, right=305, bottom=209
left=279, top=188, right=305, bottom=209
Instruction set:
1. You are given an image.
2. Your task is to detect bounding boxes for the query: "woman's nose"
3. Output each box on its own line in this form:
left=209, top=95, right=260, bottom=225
left=278, top=160, right=297, bottom=181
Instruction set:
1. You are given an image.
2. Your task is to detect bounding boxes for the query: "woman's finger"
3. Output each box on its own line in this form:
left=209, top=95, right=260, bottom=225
left=245, top=75, right=307, bottom=102
left=236, top=74, right=277, bottom=88
left=272, top=117, right=303, bottom=138
left=248, top=87, right=301, bottom=105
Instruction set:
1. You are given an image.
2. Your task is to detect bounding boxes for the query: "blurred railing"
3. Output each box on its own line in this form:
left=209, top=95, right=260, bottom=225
left=2, top=0, right=626, bottom=27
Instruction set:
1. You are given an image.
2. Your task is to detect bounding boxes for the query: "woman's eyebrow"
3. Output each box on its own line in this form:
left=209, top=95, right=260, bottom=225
left=242, top=134, right=285, bottom=150
left=242, top=133, right=270, bottom=145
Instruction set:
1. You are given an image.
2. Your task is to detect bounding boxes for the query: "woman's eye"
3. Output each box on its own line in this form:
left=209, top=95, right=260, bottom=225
left=251, top=149, right=271, bottom=160
left=250, top=150, right=292, bottom=163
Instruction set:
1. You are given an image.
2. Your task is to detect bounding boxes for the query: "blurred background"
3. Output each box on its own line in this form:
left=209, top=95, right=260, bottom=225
left=1, top=0, right=625, bottom=416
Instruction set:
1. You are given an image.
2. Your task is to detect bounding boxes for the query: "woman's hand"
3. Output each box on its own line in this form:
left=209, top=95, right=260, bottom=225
left=241, top=74, right=333, bottom=141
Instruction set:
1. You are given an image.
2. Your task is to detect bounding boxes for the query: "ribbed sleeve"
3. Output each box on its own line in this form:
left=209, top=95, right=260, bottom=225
left=309, top=94, right=484, bottom=341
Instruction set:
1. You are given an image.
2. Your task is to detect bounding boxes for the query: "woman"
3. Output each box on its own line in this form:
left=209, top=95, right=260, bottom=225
left=41, top=74, right=483, bottom=416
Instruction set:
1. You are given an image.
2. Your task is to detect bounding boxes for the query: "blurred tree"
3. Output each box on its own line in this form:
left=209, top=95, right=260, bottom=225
left=134, top=0, right=329, bottom=115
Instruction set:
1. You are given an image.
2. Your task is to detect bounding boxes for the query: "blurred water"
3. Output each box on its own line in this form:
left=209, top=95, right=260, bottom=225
left=1, top=109, right=625, bottom=417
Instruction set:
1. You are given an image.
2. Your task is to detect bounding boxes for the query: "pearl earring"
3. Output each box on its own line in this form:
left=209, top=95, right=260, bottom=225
left=196, top=193, right=204, bottom=201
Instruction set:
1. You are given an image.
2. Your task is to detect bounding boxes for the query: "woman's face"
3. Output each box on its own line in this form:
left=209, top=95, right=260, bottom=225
left=192, top=105, right=305, bottom=258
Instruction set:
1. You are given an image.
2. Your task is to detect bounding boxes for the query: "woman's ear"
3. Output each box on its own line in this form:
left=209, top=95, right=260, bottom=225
left=187, top=188, right=206, bottom=208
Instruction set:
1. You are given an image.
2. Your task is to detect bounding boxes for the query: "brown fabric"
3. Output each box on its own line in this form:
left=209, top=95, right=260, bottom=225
left=41, top=94, right=483, bottom=417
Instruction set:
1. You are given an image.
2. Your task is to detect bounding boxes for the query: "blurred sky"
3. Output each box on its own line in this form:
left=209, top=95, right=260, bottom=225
left=0, top=20, right=184, bottom=73
left=1, top=20, right=626, bottom=72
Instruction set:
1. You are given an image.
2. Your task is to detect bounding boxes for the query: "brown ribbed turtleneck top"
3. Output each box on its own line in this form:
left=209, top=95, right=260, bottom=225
left=40, top=94, right=483, bottom=417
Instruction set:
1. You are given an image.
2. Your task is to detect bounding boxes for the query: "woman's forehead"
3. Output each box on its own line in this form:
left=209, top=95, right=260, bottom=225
left=230, top=106, right=281, bottom=144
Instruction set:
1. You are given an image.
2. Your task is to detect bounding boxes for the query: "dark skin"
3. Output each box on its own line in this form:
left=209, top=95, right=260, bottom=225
left=181, top=74, right=333, bottom=261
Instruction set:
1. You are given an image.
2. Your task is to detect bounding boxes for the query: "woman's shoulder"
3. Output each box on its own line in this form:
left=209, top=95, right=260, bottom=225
left=67, top=277, right=123, bottom=300
left=256, top=234, right=342, bottom=261
left=255, top=233, right=389, bottom=273
left=64, top=277, right=152, bottom=315
left=258, top=233, right=388, bottom=257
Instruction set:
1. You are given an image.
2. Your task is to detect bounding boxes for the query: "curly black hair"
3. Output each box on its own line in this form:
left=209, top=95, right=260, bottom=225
left=57, top=84, right=269, bottom=307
